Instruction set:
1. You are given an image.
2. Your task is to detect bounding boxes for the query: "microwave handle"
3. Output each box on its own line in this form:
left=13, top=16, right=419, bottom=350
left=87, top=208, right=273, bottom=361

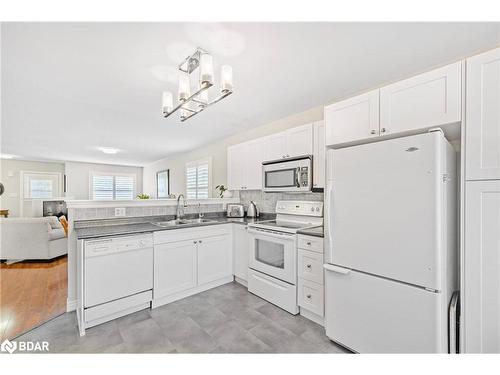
left=295, top=167, right=300, bottom=188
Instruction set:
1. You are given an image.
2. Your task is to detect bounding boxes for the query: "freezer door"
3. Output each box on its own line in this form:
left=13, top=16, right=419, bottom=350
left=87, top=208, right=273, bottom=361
left=324, top=265, right=447, bottom=353
left=328, top=132, right=444, bottom=290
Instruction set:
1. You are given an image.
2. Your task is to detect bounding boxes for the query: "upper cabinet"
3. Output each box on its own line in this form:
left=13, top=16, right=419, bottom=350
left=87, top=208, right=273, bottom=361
left=380, top=62, right=462, bottom=134
left=325, top=89, right=380, bottom=146
left=227, top=122, right=323, bottom=191
left=286, top=123, right=314, bottom=158
left=466, top=47, right=500, bottom=181
left=313, top=121, right=325, bottom=188
left=265, top=123, right=313, bottom=160
left=325, top=62, right=462, bottom=147
left=227, top=138, right=266, bottom=190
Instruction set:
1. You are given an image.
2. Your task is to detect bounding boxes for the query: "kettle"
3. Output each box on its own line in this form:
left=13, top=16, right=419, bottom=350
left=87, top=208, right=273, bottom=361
left=247, top=201, right=260, bottom=218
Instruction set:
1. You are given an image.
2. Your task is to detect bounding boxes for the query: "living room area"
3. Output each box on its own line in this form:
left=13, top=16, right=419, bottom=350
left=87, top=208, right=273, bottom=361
left=0, top=156, right=143, bottom=340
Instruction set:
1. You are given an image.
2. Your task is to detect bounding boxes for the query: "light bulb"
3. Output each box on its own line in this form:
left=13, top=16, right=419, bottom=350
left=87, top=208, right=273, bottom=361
left=162, top=91, right=173, bottom=114
left=178, top=73, right=190, bottom=101
left=220, top=65, right=233, bottom=92
left=199, top=53, right=214, bottom=86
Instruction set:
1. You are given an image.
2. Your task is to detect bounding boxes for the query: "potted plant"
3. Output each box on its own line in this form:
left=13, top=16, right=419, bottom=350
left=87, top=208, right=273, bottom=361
left=136, top=193, right=150, bottom=199
left=215, top=185, right=232, bottom=198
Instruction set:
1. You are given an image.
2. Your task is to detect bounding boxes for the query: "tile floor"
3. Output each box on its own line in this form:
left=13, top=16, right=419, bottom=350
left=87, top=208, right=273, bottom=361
left=16, top=282, right=350, bottom=353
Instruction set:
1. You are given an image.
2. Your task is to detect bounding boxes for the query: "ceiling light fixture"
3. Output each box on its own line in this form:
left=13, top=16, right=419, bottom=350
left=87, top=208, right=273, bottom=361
left=98, top=147, right=119, bottom=154
left=162, top=47, right=233, bottom=122
left=0, top=153, right=16, bottom=159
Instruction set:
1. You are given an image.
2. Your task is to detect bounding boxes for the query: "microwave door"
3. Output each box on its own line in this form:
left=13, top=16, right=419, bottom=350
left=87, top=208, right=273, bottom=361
left=264, top=168, right=297, bottom=191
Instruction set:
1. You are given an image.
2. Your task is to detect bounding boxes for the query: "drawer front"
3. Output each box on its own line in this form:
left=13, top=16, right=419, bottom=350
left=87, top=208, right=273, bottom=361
left=298, top=278, right=324, bottom=317
left=248, top=269, right=298, bottom=314
left=298, top=249, right=324, bottom=284
left=298, top=235, right=324, bottom=253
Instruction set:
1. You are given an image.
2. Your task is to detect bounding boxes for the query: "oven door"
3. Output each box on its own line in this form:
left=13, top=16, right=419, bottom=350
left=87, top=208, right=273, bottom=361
left=247, top=227, right=297, bottom=284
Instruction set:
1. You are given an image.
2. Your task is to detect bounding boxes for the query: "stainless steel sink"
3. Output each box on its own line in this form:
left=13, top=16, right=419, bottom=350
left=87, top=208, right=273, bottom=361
left=151, top=218, right=217, bottom=227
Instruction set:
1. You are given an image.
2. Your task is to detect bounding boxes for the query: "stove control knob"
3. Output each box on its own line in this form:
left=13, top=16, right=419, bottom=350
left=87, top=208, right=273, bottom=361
left=310, top=207, right=314, bottom=212
left=316, top=207, right=320, bottom=211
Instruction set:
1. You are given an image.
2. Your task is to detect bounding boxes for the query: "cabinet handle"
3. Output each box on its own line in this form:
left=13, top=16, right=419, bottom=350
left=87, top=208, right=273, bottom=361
left=193, top=241, right=197, bottom=244
left=370, top=129, right=377, bottom=135
left=282, top=155, right=286, bottom=159
left=306, top=241, right=311, bottom=245
left=199, top=240, right=203, bottom=243
left=286, top=154, right=290, bottom=157
left=381, top=128, right=387, bottom=133
left=306, top=264, right=312, bottom=269
left=306, top=294, right=312, bottom=299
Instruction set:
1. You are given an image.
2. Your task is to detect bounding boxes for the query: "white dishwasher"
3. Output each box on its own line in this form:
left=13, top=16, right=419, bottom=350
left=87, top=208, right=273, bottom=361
left=78, top=233, right=153, bottom=335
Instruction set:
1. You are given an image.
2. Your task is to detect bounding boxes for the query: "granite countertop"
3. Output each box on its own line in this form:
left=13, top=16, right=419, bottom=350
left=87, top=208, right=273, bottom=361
left=296, top=225, right=324, bottom=238
left=74, top=213, right=275, bottom=240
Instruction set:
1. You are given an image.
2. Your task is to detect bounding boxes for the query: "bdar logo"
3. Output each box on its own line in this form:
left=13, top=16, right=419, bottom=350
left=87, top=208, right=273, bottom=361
left=1, top=339, right=17, bottom=354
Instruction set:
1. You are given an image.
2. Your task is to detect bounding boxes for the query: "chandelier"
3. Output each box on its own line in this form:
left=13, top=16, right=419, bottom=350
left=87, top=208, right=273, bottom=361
left=162, top=47, right=233, bottom=122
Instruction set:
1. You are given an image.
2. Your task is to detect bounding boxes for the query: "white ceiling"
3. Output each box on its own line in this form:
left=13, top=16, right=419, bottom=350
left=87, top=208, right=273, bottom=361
left=1, top=22, right=499, bottom=166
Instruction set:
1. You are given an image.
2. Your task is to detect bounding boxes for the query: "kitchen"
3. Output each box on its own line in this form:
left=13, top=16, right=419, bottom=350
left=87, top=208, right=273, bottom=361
left=1, top=15, right=499, bottom=370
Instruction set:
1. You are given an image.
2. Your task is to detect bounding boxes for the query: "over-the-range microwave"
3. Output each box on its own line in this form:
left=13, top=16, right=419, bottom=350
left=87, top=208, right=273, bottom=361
left=262, top=155, right=312, bottom=192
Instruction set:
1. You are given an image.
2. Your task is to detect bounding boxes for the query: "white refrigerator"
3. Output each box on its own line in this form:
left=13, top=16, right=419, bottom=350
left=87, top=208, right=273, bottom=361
left=324, top=131, right=457, bottom=353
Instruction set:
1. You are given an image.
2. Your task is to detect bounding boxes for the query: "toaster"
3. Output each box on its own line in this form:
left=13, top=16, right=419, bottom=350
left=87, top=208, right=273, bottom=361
left=226, top=204, right=245, bottom=218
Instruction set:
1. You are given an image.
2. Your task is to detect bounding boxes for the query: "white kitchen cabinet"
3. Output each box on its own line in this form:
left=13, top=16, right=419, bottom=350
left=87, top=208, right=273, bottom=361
left=325, top=89, right=380, bottom=146
left=154, top=240, right=197, bottom=298
left=313, top=121, right=325, bottom=188
left=197, top=234, right=233, bottom=285
left=227, top=143, right=246, bottom=190
left=233, top=224, right=249, bottom=283
left=464, top=180, right=500, bottom=353
left=265, top=132, right=288, bottom=161
left=466, top=48, right=500, bottom=181
left=227, top=138, right=266, bottom=190
left=380, top=62, right=462, bottom=134
left=286, top=123, right=313, bottom=157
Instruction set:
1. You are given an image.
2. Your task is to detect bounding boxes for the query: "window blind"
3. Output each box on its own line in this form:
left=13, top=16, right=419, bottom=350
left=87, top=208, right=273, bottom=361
left=92, top=174, right=135, bottom=200
left=186, top=159, right=211, bottom=199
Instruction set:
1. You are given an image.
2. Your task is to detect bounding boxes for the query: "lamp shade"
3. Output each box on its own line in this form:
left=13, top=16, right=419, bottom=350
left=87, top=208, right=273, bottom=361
left=220, top=65, right=233, bottom=92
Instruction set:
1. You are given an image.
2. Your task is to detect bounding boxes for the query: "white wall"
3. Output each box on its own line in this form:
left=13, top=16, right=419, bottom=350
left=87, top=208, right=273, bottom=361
left=143, top=106, right=324, bottom=198
left=0, top=159, right=65, bottom=217
left=65, top=161, right=143, bottom=200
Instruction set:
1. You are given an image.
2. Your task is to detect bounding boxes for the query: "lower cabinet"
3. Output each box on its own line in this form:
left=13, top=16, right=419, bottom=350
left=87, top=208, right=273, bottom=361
left=232, top=224, right=249, bottom=282
left=198, top=235, right=232, bottom=285
left=153, top=226, right=233, bottom=306
left=154, top=240, right=197, bottom=297
left=464, top=180, right=500, bottom=353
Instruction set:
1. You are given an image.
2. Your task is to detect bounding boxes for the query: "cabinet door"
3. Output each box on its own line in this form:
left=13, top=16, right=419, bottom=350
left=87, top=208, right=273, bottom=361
left=313, top=121, right=325, bottom=188
left=464, top=180, right=500, bottom=353
left=286, top=123, right=313, bottom=158
left=154, top=240, right=197, bottom=298
left=466, top=48, right=500, bottom=180
left=233, top=225, right=249, bottom=281
left=325, top=89, right=380, bottom=146
left=245, top=138, right=266, bottom=190
left=380, top=62, right=462, bottom=135
left=227, top=144, right=246, bottom=190
left=265, top=132, right=287, bottom=161
left=198, top=235, right=232, bottom=285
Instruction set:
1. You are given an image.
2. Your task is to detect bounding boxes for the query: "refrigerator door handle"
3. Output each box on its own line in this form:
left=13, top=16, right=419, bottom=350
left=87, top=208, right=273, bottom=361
left=326, top=180, right=334, bottom=254
left=324, top=264, right=351, bottom=274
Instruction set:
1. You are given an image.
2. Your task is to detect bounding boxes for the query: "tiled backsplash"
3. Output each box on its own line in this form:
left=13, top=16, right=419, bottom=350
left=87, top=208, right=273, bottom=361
left=70, top=203, right=225, bottom=221
left=239, top=190, right=323, bottom=213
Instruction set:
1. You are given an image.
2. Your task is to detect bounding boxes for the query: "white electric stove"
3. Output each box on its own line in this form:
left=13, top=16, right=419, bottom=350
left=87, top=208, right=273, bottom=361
left=247, top=201, right=323, bottom=314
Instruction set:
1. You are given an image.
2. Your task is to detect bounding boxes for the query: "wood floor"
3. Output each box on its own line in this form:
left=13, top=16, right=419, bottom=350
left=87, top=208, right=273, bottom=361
left=0, top=255, right=67, bottom=340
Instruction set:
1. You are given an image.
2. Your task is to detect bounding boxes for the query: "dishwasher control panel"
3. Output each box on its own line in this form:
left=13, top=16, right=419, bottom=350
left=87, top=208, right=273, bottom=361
left=85, top=233, right=153, bottom=258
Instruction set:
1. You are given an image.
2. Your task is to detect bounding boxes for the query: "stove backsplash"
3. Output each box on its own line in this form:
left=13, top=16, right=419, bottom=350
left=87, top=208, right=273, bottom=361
left=238, top=190, right=324, bottom=214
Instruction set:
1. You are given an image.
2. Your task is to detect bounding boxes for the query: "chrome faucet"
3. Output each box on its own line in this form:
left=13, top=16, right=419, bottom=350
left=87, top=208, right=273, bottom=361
left=176, top=194, right=187, bottom=220
left=197, top=203, right=204, bottom=219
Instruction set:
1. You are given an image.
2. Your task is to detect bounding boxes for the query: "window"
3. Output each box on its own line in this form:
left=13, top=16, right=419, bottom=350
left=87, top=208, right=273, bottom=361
left=91, top=173, right=136, bottom=200
left=156, top=170, right=170, bottom=198
left=186, top=158, right=211, bottom=199
left=23, top=172, right=61, bottom=199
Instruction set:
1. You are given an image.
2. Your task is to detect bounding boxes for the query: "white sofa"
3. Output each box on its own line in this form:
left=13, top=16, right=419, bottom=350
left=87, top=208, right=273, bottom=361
left=0, top=216, right=68, bottom=261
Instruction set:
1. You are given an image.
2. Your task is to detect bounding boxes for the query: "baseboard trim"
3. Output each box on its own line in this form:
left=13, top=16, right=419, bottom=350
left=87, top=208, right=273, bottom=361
left=300, top=307, right=324, bottom=326
left=234, top=276, right=248, bottom=287
left=66, top=299, right=77, bottom=312
left=152, top=276, right=234, bottom=309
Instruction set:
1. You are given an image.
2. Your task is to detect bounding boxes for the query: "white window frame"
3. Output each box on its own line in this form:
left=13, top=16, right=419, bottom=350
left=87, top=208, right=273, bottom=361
left=19, top=171, right=63, bottom=217
left=185, top=157, right=212, bottom=199
left=89, top=171, right=137, bottom=200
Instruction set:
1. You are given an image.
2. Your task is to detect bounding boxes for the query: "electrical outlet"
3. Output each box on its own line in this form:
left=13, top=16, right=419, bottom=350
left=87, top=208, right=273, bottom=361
left=114, top=207, right=126, bottom=217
